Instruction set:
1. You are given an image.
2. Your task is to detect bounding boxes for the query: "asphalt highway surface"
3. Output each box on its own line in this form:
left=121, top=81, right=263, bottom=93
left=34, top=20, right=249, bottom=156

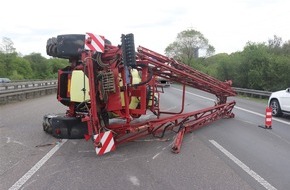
left=1, top=84, right=290, bottom=190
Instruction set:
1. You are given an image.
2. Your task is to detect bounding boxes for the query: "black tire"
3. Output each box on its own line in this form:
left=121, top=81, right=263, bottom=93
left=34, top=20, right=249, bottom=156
left=46, top=37, right=57, bottom=57
left=42, top=116, right=53, bottom=134
left=270, top=99, right=282, bottom=117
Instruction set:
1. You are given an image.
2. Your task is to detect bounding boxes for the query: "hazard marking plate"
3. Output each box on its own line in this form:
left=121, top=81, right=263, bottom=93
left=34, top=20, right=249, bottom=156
left=85, top=32, right=105, bottom=53
left=94, top=131, right=116, bottom=155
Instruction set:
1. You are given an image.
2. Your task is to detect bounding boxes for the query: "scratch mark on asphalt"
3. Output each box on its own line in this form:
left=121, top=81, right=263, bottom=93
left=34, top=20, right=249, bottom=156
left=152, top=152, right=161, bottom=160
left=129, top=176, right=140, bottom=186
left=268, top=130, right=290, bottom=145
left=13, top=140, right=24, bottom=146
left=78, top=150, right=95, bottom=153
left=152, top=141, right=174, bottom=160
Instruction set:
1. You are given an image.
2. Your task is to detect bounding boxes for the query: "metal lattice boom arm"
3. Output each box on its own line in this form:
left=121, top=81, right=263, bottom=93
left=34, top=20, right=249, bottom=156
left=137, top=46, right=237, bottom=99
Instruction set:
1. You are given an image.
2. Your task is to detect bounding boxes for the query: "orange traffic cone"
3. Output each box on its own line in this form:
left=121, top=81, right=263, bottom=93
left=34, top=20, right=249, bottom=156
left=259, top=107, right=272, bottom=129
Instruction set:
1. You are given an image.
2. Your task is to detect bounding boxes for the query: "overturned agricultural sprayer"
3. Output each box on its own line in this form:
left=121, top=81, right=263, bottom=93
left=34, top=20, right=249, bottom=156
left=43, top=33, right=236, bottom=155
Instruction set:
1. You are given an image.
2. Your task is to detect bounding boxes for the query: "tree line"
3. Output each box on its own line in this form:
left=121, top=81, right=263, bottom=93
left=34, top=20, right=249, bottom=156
left=0, top=37, right=68, bottom=80
left=165, top=31, right=290, bottom=92
left=0, top=52, right=68, bottom=80
left=1, top=32, right=290, bottom=92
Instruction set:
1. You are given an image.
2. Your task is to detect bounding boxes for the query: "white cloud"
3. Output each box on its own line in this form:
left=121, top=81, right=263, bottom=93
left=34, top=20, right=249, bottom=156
left=1, top=0, right=290, bottom=58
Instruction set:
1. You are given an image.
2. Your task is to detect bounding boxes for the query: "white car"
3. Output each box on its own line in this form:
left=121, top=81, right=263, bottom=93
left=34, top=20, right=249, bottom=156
left=0, top=78, right=11, bottom=83
left=268, top=88, right=290, bottom=117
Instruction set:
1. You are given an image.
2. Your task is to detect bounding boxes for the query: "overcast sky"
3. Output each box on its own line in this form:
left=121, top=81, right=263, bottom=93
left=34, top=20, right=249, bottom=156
left=1, top=0, right=290, bottom=58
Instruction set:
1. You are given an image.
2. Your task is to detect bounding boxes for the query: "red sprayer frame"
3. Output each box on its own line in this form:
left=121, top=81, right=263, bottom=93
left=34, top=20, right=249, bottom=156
left=58, top=33, right=236, bottom=155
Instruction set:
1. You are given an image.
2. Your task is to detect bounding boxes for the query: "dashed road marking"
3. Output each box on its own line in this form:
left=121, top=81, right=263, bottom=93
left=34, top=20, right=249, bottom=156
left=209, top=140, right=277, bottom=190
left=9, top=139, right=67, bottom=190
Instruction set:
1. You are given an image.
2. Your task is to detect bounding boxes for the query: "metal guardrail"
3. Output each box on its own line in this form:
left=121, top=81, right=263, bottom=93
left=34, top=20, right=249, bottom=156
left=0, top=80, right=57, bottom=91
left=0, top=80, right=273, bottom=105
left=233, top=87, right=272, bottom=99
left=0, top=80, right=57, bottom=105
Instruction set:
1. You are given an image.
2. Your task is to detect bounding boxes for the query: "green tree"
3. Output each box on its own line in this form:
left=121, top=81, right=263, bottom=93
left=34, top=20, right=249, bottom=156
left=238, top=42, right=271, bottom=90
left=24, top=53, right=51, bottom=79
left=267, top=35, right=290, bottom=56
left=11, top=57, right=33, bottom=79
left=281, top=40, right=290, bottom=55
left=0, top=52, right=18, bottom=77
left=199, top=53, right=240, bottom=86
left=0, top=37, right=16, bottom=53
left=268, top=35, right=282, bottom=50
left=0, top=52, right=6, bottom=77
left=47, top=58, right=68, bottom=73
left=267, top=55, right=290, bottom=91
left=165, top=29, right=215, bottom=65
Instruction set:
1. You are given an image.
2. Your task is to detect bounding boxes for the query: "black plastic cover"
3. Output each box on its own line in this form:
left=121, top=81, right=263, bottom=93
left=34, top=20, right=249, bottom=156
left=50, top=116, right=88, bottom=139
left=56, top=34, right=85, bottom=58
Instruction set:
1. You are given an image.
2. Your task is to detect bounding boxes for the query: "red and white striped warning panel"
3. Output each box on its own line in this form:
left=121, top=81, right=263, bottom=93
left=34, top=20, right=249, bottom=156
left=94, top=130, right=116, bottom=155
left=265, top=107, right=272, bottom=128
left=85, top=32, right=105, bottom=53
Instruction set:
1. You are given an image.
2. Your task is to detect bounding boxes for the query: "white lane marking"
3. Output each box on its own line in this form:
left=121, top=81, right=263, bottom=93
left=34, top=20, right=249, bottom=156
left=209, top=140, right=277, bottom=190
left=172, top=87, right=214, bottom=102
left=235, top=107, right=289, bottom=125
left=9, top=139, right=68, bottom=190
left=172, top=87, right=290, bottom=125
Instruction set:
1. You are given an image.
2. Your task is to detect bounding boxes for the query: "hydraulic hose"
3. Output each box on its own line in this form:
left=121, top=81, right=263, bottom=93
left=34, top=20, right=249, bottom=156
left=128, top=63, right=153, bottom=87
